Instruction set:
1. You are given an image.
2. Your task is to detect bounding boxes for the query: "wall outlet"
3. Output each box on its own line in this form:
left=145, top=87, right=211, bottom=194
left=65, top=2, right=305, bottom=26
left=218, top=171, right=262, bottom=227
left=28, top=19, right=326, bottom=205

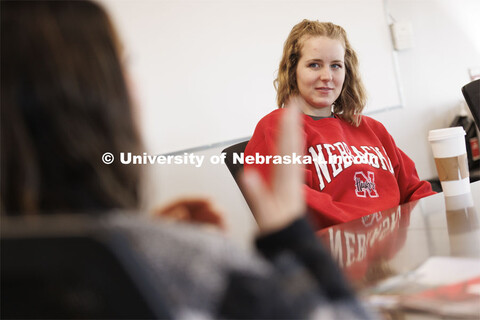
left=390, top=22, right=414, bottom=51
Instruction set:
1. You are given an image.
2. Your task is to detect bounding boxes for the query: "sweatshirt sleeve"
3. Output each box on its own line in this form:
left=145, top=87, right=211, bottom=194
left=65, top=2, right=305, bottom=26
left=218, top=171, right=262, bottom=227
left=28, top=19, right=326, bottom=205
left=393, top=147, right=435, bottom=202
left=218, top=218, right=375, bottom=319
left=371, top=120, right=435, bottom=204
left=255, top=218, right=355, bottom=301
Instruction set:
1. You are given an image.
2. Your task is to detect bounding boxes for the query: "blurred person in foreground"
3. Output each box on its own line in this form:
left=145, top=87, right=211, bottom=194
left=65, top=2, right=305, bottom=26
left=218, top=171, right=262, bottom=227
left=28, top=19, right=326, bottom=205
left=1, top=1, right=375, bottom=319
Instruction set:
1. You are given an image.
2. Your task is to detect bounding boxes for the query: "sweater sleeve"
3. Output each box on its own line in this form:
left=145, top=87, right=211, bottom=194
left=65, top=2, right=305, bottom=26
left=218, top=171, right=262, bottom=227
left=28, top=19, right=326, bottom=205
left=373, top=121, right=435, bottom=204
left=218, top=218, right=375, bottom=319
left=394, top=148, right=435, bottom=203
left=255, top=218, right=355, bottom=301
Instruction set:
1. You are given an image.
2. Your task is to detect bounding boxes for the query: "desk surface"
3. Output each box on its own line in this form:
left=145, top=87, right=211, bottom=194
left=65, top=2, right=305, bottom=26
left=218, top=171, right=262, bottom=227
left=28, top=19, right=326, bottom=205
left=318, top=181, right=480, bottom=319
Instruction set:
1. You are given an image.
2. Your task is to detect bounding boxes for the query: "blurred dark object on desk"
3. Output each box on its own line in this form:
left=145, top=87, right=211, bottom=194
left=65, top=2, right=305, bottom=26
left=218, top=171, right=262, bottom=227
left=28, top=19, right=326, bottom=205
left=450, top=104, right=479, bottom=170
left=427, top=178, right=443, bottom=193
left=462, top=79, right=480, bottom=131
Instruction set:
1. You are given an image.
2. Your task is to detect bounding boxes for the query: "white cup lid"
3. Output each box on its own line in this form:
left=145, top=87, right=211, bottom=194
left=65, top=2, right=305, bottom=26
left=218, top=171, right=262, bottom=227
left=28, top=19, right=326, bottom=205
left=428, top=126, right=465, bottom=142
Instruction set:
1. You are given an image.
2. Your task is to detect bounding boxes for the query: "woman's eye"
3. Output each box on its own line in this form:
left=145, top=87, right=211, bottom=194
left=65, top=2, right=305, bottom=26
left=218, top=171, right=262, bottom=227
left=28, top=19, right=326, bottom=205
left=308, top=63, right=320, bottom=68
left=331, top=64, right=343, bottom=69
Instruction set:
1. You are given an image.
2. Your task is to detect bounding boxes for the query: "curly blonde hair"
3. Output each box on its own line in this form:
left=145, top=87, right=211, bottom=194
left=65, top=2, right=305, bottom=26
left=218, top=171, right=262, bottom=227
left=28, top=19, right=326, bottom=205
left=275, top=20, right=367, bottom=126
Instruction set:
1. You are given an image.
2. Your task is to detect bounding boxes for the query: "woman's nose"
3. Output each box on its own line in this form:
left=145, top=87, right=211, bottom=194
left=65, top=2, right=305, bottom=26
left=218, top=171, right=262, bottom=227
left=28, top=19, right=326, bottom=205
left=320, top=67, right=333, bottom=81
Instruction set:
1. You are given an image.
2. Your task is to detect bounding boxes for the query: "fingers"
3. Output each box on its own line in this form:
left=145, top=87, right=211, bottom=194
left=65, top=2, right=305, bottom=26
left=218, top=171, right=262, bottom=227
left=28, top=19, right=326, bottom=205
left=284, top=95, right=304, bottom=110
left=274, top=102, right=305, bottom=214
left=240, top=170, right=280, bottom=232
left=240, top=170, right=272, bottom=220
left=241, top=103, right=306, bottom=234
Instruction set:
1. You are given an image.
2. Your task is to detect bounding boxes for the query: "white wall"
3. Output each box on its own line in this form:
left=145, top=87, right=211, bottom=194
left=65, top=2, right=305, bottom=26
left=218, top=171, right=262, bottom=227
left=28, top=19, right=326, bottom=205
left=104, top=0, right=480, bottom=247
left=102, top=0, right=400, bottom=155
left=374, top=0, right=480, bottom=180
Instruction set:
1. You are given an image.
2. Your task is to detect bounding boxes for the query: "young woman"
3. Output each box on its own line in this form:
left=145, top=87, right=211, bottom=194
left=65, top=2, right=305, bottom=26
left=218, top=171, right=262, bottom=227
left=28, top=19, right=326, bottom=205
left=1, top=3, right=373, bottom=318
left=245, top=20, right=434, bottom=230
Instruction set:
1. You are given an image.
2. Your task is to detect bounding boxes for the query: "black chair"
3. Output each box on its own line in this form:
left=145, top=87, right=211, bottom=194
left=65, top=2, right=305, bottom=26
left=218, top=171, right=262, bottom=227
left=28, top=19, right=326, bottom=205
left=1, top=214, right=171, bottom=319
left=222, top=140, right=249, bottom=180
left=462, top=79, right=480, bottom=130
left=222, top=140, right=257, bottom=220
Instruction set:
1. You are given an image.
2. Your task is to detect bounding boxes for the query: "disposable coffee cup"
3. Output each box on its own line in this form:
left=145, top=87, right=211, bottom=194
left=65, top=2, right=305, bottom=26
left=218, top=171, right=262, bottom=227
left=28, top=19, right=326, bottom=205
left=428, top=127, right=470, bottom=196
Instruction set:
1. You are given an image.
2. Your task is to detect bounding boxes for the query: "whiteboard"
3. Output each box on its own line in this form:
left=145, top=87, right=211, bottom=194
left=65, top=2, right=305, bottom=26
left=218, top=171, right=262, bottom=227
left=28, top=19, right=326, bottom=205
left=101, top=0, right=401, bottom=153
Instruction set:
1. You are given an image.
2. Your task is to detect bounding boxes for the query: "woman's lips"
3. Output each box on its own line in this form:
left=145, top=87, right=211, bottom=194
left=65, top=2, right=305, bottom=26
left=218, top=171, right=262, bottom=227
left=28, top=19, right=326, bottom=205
left=316, top=87, right=333, bottom=93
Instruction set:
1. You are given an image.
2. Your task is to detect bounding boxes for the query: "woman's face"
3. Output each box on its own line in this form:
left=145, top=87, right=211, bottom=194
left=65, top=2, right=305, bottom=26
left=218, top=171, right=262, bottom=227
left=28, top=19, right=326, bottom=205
left=295, top=36, right=346, bottom=117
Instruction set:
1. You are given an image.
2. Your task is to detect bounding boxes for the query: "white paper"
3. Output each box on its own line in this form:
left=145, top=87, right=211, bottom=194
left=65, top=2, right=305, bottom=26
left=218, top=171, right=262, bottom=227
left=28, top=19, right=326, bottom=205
left=412, top=256, right=480, bottom=286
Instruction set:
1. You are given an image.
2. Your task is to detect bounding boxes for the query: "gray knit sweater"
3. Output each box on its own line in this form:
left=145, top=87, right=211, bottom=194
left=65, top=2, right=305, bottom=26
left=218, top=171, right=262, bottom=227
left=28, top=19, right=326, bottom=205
left=103, top=213, right=376, bottom=319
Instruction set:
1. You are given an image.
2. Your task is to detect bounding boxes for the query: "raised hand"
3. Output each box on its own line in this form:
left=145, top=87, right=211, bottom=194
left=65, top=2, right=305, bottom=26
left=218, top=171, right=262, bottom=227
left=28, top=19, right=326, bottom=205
left=240, top=102, right=305, bottom=234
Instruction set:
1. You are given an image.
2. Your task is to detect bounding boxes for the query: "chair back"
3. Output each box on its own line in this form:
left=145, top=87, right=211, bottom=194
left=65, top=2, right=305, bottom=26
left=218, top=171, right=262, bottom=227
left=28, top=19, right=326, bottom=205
left=1, top=214, right=171, bottom=319
left=222, top=141, right=257, bottom=220
left=222, top=140, right=249, bottom=179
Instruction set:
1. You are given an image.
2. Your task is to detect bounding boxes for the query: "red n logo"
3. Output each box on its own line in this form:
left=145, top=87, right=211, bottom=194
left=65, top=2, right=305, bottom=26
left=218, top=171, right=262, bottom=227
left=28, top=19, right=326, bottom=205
left=354, top=171, right=379, bottom=198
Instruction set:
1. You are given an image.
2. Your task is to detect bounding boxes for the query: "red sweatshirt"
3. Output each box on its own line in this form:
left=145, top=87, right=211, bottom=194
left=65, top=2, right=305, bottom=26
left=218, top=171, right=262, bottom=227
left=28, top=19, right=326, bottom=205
left=245, top=109, right=435, bottom=229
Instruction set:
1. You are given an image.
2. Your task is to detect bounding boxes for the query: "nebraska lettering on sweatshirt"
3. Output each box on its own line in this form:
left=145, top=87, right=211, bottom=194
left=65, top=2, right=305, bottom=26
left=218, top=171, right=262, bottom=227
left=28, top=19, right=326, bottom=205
left=245, top=109, right=434, bottom=230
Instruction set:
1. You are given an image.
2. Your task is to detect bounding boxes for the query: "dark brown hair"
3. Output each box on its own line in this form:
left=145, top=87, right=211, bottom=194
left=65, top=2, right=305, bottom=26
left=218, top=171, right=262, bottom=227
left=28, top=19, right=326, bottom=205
left=275, top=20, right=367, bottom=126
left=1, top=0, right=142, bottom=214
